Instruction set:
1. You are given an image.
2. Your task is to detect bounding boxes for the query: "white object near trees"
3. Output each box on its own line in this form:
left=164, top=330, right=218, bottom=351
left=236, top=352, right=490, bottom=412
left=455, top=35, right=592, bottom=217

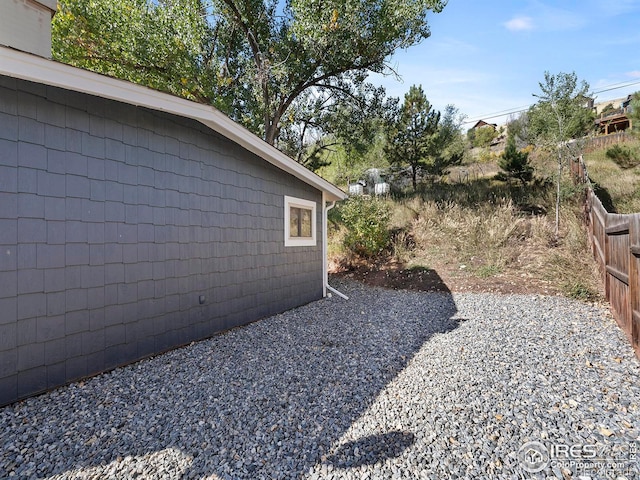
left=374, top=183, right=390, bottom=195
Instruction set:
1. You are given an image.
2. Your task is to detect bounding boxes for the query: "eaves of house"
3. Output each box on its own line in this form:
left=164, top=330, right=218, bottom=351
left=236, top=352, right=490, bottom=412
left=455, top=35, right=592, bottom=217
left=0, top=46, right=346, bottom=203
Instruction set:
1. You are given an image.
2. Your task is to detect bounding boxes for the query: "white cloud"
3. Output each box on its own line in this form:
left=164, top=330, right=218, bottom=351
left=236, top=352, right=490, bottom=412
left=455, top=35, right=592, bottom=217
left=626, top=71, right=640, bottom=78
left=504, top=16, right=534, bottom=32
left=504, top=3, right=588, bottom=33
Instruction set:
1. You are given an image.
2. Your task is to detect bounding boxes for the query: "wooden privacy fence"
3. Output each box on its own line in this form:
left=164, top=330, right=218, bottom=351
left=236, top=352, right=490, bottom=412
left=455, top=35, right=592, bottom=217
left=571, top=157, right=640, bottom=357
left=582, top=132, right=632, bottom=152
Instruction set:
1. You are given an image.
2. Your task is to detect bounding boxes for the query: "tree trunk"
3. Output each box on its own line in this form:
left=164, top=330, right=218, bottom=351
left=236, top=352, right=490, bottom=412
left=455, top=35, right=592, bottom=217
left=412, top=166, right=418, bottom=191
left=555, top=148, right=562, bottom=241
left=265, top=121, right=277, bottom=145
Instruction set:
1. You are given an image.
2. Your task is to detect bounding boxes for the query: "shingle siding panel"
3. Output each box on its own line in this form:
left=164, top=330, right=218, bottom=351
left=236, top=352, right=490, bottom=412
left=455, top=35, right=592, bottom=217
left=0, top=81, right=18, bottom=112
left=0, top=249, right=18, bottom=272
left=0, top=112, right=18, bottom=141
left=44, top=125, right=66, bottom=151
left=17, top=193, right=44, bottom=218
left=17, top=91, right=38, bottom=119
left=0, top=349, right=17, bottom=377
left=47, top=221, right=66, bottom=245
left=1, top=76, right=327, bottom=406
left=0, top=375, right=17, bottom=406
left=0, top=139, right=18, bottom=166
left=18, top=142, right=47, bottom=170
left=17, top=367, right=47, bottom=398
left=37, top=170, right=65, bottom=197
left=37, top=315, right=65, bottom=343
left=0, top=219, right=17, bottom=245
left=65, top=356, right=88, bottom=381
left=0, top=165, right=18, bottom=193
left=43, top=196, right=65, bottom=220
left=46, top=362, right=66, bottom=388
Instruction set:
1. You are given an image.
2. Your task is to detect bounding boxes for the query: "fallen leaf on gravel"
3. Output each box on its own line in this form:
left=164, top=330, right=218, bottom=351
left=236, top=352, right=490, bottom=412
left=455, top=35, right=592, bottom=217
left=598, top=426, right=614, bottom=437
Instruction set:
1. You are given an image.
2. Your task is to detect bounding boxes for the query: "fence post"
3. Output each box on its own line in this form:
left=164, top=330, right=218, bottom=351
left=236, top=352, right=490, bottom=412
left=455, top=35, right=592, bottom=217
left=604, top=215, right=611, bottom=301
left=629, top=215, right=640, bottom=356
left=588, top=190, right=596, bottom=260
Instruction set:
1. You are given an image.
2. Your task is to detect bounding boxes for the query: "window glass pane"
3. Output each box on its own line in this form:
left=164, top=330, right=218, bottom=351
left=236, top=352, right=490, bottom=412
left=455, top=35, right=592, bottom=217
left=289, top=207, right=300, bottom=237
left=284, top=197, right=316, bottom=246
left=300, top=208, right=312, bottom=237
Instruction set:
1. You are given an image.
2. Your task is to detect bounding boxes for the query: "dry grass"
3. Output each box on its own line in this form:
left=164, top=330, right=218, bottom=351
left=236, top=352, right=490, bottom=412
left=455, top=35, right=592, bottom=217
left=583, top=138, right=640, bottom=214
left=394, top=195, right=600, bottom=299
left=329, top=167, right=602, bottom=300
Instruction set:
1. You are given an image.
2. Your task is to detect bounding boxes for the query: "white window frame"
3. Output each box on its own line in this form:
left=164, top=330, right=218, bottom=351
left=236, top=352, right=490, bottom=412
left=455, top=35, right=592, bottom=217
left=284, top=195, right=317, bottom=247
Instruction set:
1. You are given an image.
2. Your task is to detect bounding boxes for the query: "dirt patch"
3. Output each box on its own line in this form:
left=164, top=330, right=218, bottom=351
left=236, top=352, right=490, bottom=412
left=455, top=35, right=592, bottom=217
left=330, top=258, right=562, bottom=296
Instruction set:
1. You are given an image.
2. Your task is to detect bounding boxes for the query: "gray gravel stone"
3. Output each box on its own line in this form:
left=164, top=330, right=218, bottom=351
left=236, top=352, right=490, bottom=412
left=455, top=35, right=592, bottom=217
left=1, top=280, right=639, bottom=479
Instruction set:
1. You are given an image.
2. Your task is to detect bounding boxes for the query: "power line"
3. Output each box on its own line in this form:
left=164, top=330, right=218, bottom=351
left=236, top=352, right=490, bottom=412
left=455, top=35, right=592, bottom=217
left=463, top=107, right=530, bottom=125
left=593, top=79, right=640, bottom=94
left=463, top=78, right=640, bottom=125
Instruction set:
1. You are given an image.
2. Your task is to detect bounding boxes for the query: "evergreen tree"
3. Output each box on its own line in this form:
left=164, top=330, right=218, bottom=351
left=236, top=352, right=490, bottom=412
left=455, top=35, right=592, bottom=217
left=385, top=87, right=463, bottom=190
left=499, top=133, right=533, bottom=185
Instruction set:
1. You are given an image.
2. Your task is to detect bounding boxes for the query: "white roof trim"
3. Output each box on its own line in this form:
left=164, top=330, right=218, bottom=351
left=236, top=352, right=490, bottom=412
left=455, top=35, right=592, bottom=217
left=0, top=46, right=347, bottom=202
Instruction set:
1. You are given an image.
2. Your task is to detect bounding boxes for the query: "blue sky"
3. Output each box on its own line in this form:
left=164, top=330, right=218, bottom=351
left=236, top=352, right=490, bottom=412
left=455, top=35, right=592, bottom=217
left=369, top=0, right=640, bottom=126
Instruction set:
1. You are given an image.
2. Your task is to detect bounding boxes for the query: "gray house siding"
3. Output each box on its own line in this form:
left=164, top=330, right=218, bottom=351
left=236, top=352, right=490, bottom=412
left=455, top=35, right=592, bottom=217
left=0, top=75, right=324, bottom=406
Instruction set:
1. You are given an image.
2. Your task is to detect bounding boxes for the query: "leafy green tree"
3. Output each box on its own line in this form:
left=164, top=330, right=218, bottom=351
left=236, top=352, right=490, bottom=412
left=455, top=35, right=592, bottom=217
left=528, top=71, right=594, bottom=237
left=277, top=83, right=388, bottom=171
left=466, top=127, right=476, bottom=146
left=498, top=132, right=533, bottom=184
left=506, top=112, right=531, bottom=148
left=216, top=0, right=446, bottom=146
left=528, top=71, right=594, bottom=142
left=52, top=0, right=222, bottom=106
left=54, top=0, right=446, bottom=159
left=471, top=125, right=498, bottom=148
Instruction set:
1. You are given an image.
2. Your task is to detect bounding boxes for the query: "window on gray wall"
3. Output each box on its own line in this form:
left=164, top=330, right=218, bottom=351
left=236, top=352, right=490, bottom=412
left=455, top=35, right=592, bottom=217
left=284, top=196, right=316, bottom=247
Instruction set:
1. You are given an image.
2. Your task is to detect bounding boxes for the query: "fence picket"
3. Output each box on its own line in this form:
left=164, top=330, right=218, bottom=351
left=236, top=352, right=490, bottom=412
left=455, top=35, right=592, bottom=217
left=573, top=156, right=640, bottom=358
left=629, top=215, right=640, bottom=356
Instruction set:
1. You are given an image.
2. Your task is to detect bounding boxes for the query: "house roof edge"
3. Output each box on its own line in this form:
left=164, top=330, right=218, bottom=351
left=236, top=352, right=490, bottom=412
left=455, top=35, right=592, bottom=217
left=0, top=46, right=347, bottom=202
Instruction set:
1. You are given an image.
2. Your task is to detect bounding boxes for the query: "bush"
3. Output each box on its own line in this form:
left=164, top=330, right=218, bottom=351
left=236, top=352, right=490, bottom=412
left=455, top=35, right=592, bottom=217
left=472, top=125, right=498, bottom=148
left=338, top=196, right=391, bottom=258
left=605, top=144, right=640, bottom=169
left=498, top=133, right=534, bottom=184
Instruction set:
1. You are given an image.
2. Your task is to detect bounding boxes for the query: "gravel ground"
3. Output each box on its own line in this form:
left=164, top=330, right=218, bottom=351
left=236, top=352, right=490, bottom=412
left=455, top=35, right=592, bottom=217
left=1, top=280, right=639, bottom=480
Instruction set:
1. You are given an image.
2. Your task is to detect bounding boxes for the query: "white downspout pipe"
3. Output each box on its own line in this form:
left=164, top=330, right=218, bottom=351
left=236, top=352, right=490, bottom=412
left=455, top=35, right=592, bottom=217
left=327, top=284, right=349, bottom=300
left=323, top=197, right=349, bottom=300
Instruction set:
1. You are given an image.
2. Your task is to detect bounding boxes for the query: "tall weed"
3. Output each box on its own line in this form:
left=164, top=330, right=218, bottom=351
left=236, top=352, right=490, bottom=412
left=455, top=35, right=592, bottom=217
left=335, top=196, right=391, bottom=258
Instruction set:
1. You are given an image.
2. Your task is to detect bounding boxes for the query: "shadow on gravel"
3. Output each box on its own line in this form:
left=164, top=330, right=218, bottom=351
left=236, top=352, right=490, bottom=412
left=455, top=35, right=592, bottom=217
left=1, top=275, right=460, bottom=479
left=334, top=262, right=454, bottom=293
left=325, top=431, right=416, bottom=468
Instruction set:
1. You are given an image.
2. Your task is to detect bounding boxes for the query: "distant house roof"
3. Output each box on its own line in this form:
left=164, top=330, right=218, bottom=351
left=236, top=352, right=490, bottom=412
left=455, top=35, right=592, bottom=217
left=470, top=120, right=497, bottom=130
left=0, top=46, right=347, bottom=202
